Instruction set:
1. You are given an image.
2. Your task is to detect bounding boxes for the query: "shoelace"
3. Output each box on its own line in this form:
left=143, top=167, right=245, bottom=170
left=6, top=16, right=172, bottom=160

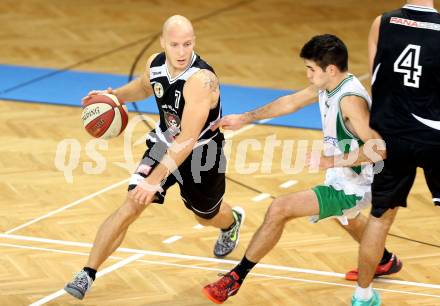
left=217, top=213, right=241, bottom=248
left=216, top=273, right=237, bottom=290
left=71, top=272, right=90, bottom=289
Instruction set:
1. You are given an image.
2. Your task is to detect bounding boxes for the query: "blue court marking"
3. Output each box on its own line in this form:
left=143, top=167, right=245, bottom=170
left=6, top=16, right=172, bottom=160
left=0, top=64, right=321, bottom=129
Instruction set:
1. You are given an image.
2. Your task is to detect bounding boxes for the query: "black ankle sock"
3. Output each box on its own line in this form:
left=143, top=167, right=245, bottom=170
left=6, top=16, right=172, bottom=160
left=83, top=267, right=97, bottom=281
left=222, top=219, right=236, bottom=232
left=231, top=256, right=257, bottom=284
left=380, top=248, right=392, bottom=265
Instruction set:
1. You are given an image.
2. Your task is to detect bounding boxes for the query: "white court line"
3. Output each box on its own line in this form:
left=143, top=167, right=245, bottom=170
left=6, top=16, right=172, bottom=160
left=0, top=243, right=123, bottom=260
left=2, top=233, right=440, bottom=291
left=193, top=224, right=204, bottom=229
left=223, top=118, right=271, bottom=139
left=252, top=193, right=271, bottom=202
left=5, top=116, right=268, bottom=236
left=7, top=73, right=369, bottom=235
left=29, top=253, right=144, bottom=306
left=358, top=73, right=370, bottom=82
left=162, top=235, right=182, bottom=244
left=279, top=180, right=298, bottom=188
left=2, top=242, right=440, bottom=300
left=4, top=178, right=130, bottom=235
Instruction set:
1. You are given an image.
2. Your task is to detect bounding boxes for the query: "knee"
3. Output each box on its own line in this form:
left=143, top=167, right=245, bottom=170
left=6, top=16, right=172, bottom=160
left=265, top=197, right=290, bottom=224
left=196, top=215, right=212, bottom=226
left=117, top=197, right=145, bottom=223
left=344, top=214, right=362, bottom=229
left=376, top=215, right=395, bottom=230
left=374, top=208, right=397, bottom=227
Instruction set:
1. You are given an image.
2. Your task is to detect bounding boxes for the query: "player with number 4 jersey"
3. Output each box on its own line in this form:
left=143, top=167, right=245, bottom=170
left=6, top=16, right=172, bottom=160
left=352, top=2, right=440, bottom=305
left=370, top=2, right=440, bottom=145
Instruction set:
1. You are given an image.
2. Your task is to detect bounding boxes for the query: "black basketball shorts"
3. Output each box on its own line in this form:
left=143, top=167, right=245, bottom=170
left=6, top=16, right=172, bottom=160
left=371, top=136, right=440, bottom=217
left=128, top=135, right=226, bottom=219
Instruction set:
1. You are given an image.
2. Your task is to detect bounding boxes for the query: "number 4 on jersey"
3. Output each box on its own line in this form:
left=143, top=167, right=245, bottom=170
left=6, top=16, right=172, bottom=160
left=393, top=44, right=422, bottom=88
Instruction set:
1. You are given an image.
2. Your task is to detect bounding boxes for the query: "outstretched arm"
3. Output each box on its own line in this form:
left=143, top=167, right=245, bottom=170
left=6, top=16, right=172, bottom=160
left=214, top=85, right=318, bottom=130
left=82, top=53, right=158, bottom=104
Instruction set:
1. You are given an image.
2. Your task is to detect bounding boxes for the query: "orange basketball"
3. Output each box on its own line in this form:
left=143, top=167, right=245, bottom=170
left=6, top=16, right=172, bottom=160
left=81, top=94, right=128, bottom=139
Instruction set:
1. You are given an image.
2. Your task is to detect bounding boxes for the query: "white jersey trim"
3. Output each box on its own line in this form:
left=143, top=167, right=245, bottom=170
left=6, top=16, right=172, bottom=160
left=371, top=63, right=381, bottom=86
left=154, top=122, right=221, bottom=149
left=412, top=113, right=440, bottom=130
left=403, top=4, right=438, bottom=13
left=165, top=52, right=197, bottom=84
left=149, top=65, right=167, bottom=79
left=149, top=52, right=198, bottom=83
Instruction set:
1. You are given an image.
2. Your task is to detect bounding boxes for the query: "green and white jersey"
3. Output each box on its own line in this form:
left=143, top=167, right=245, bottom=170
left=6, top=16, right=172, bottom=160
left=318, top=74, right=373, bottom=197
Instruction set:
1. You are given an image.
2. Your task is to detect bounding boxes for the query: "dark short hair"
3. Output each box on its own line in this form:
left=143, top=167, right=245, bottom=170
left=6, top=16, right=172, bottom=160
left=300, top=34, right=348, bottom=72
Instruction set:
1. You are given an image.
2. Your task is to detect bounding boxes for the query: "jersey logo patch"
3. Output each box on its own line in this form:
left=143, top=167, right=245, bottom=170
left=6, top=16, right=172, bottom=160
left=390, top=17, right=440, bottom=31
left=164, top=111, right=181, bottom=137
left=154, top=82, right=164, bottom=98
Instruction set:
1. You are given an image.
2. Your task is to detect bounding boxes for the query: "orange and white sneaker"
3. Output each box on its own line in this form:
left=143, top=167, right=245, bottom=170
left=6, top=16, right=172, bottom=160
left=203, top=271, right=241, bottom=304
left=345, top=254, right=402, bottom=281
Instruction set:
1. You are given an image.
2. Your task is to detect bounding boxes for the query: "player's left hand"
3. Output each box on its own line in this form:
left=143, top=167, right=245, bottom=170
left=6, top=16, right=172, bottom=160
left=210, top=114, right=248, bottom=131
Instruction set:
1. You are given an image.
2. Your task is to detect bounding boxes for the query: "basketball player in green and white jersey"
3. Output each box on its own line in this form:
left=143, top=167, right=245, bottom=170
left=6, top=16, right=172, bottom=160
left=203, top=34, right=401, bottom=304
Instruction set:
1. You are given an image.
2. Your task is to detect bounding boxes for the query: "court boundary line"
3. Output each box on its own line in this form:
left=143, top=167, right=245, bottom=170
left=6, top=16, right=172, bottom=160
left=1, top=242, right=440, bottom=301
left=2, top=233, right=439, bottom=291
left=4, top=178, right=130, bottom=234
left=3, top=114, right=269, bottom=235
left=29, top=253, right=144, bottom=306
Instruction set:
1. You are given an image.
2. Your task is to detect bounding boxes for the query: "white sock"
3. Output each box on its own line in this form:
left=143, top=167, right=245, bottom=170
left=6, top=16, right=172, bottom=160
left=354, top=284, right=373, bottom=300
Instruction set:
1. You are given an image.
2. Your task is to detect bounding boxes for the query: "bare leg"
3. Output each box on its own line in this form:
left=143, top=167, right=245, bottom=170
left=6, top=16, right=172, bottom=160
left=195, top=201, right=234, bottom=229
left=204, top=190, right=323, bottom=303
left=245, top=190, right=319, bottom=262
left=86, top=197, right=149, bottom=269
left=107, top=228, right=129, bottom=255
left=357, top=208, right=398, bottom=287
left=336, top=213, right=368, bottom=243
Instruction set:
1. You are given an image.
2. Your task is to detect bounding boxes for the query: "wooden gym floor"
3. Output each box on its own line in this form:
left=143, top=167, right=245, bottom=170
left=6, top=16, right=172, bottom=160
left=1, top=1, right=440, bottom=305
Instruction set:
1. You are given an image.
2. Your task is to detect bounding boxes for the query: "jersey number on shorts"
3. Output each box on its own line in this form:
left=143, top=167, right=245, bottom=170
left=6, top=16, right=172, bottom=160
left=393, top=44, right=422, bottom=88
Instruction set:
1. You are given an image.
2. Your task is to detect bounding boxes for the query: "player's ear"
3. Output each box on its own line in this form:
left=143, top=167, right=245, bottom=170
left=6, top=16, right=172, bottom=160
left=193, top=36, right=196, bottom=48
left=160, top=35, right=165, bottom=49
left=326, top=64, right=337, bottom=76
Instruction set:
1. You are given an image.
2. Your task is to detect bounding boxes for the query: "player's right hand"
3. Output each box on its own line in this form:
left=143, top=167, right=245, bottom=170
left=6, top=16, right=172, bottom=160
left=129, top=180, right=164, bottom=206
left=210, top=114, right=248, bottom=131
left=81, top=87, right=115, bottom=105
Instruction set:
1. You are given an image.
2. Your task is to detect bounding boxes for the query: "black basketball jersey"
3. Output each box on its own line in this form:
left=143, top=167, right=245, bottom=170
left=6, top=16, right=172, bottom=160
left=370, top=4, right=440, bottom=145
left=148, top=52, right=222, bottom=146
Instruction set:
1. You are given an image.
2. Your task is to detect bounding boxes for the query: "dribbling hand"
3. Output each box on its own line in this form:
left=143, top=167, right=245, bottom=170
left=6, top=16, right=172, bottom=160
left=81, top=87, right=116, bottom=106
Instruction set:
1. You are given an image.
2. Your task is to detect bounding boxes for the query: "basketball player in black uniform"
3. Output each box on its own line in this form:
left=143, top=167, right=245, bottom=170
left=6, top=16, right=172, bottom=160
left=352, top=1, right=440, bottom=305
left=64, top=15, right=244, bottom=300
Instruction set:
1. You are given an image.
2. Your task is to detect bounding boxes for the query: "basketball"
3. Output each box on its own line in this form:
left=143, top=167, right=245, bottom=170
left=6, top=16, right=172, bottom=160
left=81, top=93, right=129, bottom=139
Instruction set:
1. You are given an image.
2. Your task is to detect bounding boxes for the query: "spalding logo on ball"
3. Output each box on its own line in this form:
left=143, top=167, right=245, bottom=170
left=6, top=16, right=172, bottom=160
left=81, top=94, right=128, bottom=139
